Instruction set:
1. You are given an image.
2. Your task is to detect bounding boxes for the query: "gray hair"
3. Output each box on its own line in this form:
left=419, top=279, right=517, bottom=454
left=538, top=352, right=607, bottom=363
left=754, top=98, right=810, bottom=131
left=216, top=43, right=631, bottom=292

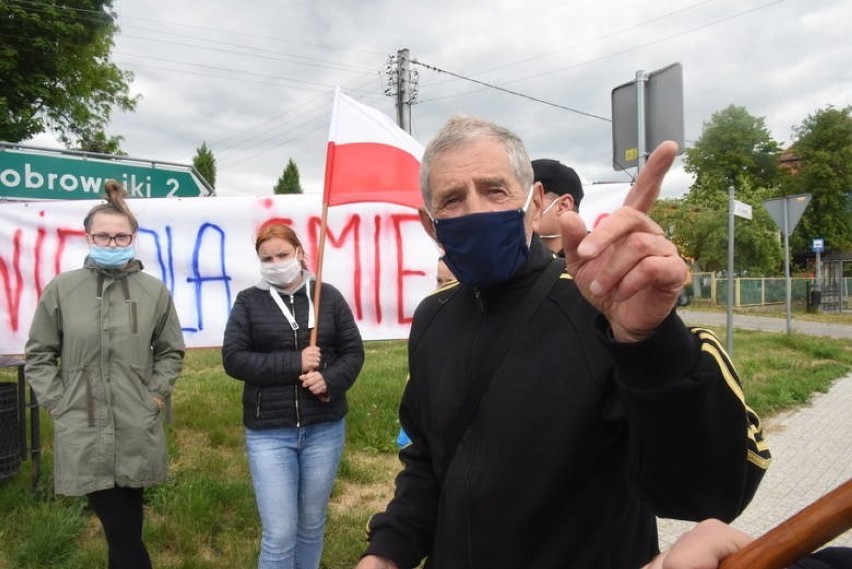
left=420, top=116, right=533, bottom=209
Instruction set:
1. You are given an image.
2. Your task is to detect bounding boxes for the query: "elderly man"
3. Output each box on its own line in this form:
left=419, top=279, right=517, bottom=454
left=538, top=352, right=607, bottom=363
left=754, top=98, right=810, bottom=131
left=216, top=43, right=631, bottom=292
left=356, top=116, right=769, bottom=569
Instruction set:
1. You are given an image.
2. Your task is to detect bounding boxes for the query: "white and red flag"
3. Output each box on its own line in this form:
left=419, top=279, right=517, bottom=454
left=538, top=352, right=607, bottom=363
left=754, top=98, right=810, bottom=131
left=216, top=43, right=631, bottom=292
left=323, top=88, right=424, bottom=210
left=311, top=89, right=426, bottom=350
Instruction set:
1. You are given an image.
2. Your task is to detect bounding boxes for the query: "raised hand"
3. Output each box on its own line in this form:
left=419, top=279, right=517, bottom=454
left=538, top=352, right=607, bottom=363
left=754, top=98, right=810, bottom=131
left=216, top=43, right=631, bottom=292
left=559, top=141, right=687, bottom=342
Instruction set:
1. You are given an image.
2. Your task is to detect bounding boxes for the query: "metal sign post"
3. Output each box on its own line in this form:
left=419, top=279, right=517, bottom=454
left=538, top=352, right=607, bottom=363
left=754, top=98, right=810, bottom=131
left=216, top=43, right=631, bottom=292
left=762, top=194, right=812, bottom=334
left=812, top=238, right=825, bottom=293
left=612, top=63, right=685, bottom=172
left=783, top=198, right=792, bottom=333
left=635, top=70, right=648, bottom=171
left=727, top=186, right=735, bottom=355
left=726, top=190, right=753, bottom=354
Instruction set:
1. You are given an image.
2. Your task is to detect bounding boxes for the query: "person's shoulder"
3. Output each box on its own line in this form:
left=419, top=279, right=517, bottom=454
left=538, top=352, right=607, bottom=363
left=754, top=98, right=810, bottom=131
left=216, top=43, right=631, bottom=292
left=432, top=279, right=460, bottom=295
left=45, top=267, right=90, bottom=293
left=422, top=279, right=460, bottom=305
left=130, top=269, right=177, bottom=295
left=133, top=269, right=167, bottom=287
left=412, top=280, right=461, bottom=323
left=319, top=281, right=344, bottom=297
left=235, top=285, right=264, bottom=302
left=50, top=267, right=88, bottom=283
left=547, top=267, right=600, bottom=320
left=555, top=269, right=576, bottom=287
left=317, top=282, right=352, bottom=308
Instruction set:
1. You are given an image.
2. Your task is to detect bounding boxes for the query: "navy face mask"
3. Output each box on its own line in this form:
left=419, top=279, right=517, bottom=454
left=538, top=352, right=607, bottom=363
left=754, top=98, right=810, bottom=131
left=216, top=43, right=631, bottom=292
left=431, top=187, right=534, bottom=289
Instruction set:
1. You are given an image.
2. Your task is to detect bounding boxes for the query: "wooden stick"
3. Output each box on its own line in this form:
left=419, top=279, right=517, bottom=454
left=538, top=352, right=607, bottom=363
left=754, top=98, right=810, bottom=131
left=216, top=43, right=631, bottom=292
left=308, top=202, right=330, bottom=402
left=719, top=478, right=852, bottom=569
left=309, top=201, right=328, bottom=348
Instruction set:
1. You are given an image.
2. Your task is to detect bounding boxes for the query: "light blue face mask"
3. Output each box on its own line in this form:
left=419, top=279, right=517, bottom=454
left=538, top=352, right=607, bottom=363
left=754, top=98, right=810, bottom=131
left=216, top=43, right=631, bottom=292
left=89, top=246, right=135, bottom=269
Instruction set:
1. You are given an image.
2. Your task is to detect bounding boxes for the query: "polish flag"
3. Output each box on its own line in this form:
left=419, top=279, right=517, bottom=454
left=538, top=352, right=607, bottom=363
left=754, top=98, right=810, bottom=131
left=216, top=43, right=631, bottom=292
left=323, top=88, right=424, bottom=210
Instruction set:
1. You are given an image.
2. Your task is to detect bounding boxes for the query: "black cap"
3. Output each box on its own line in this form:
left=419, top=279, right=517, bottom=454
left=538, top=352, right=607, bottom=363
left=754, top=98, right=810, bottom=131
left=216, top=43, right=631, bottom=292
left=532, top=159, right=583, bottom=206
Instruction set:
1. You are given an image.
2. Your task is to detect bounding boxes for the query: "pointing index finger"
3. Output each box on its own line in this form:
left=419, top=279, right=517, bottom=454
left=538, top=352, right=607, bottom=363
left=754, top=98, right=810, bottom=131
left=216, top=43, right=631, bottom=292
left=623, top=140, right=678, bottom=214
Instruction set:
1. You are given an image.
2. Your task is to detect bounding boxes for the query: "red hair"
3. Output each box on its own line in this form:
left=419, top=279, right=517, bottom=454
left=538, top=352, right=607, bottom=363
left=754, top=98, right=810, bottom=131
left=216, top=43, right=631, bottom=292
left=255, top=223, right=308, bottom=270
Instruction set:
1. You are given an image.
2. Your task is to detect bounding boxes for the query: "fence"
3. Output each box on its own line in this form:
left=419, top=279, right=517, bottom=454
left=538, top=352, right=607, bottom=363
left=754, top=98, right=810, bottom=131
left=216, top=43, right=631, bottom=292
left=689, top=273, right=851, bottom=310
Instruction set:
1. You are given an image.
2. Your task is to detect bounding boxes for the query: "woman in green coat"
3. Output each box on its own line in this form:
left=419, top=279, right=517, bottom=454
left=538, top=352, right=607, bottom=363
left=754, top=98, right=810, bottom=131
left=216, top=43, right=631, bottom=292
left=25, top=180, right=185, bottom=569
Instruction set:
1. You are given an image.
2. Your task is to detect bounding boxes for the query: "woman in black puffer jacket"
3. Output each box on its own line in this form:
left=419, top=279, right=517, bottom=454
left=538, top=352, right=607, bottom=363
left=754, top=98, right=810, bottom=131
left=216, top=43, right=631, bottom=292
left=222, top=222, right=364, bottom=569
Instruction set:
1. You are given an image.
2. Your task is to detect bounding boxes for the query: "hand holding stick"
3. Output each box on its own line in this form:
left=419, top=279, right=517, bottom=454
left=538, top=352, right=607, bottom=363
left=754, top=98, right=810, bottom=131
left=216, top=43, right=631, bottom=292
left=719, top=478, right=852, bottom=569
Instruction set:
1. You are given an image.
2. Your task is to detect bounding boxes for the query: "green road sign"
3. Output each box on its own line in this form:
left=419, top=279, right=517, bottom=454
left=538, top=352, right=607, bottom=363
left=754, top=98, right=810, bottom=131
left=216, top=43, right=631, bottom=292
left=0, top=145, right=212, bottom=200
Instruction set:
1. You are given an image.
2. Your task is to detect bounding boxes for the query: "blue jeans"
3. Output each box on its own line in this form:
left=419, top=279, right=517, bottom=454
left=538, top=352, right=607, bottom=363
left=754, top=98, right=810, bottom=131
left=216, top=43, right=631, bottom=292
left=246, top=419, right=345, bottom=569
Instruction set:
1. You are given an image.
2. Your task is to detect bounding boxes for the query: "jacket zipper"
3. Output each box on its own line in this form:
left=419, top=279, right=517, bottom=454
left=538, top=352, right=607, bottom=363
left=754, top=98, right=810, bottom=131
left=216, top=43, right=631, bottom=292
left=465, top=287, right=486, bottom=566
left=291, top=293, right=302, bottom=427
left=474, top=288, right=485, bottom=314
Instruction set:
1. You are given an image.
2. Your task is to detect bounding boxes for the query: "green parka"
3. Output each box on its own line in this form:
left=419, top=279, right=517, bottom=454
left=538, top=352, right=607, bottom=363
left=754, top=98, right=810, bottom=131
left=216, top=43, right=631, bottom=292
left=25, top=258, right=185, bottom=496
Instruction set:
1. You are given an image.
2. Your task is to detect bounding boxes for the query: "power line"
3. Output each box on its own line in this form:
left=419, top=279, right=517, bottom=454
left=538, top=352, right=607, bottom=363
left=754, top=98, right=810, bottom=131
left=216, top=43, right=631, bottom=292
left=6, top=0, right=386, bottom=58
left=418, top=0, right=783, bottom=108
left=411, top=60, right=612, bottom=122
left=215, top=76, right=386, bottom=166
left=119, top=32, right=374, bottom=74
left=118, top=52, right=343, bottom=92
left=453, top=0, right=720, bottom=81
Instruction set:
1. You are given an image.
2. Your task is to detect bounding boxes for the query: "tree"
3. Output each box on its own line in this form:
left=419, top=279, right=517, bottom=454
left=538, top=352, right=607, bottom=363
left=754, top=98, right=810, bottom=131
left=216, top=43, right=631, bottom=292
left=684, top=105, right=782, bottom=197
left=652, top=192, right=782, bottom=276
left=274, top=158, right=303, bottom=194
left=781, top=106, right=852, bottom=253
left=193, top=142, right=217, bottom=189
left=0, top=0, right=138, bottom=146
left=77, top=131, right=126, bottom=155
left=675, top=105, right=785, bottom=275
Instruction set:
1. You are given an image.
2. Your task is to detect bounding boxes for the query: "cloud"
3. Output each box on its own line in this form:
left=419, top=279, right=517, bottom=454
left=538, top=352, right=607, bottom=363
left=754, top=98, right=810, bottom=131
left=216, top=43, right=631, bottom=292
left=27, top=0, right=852, bottom=200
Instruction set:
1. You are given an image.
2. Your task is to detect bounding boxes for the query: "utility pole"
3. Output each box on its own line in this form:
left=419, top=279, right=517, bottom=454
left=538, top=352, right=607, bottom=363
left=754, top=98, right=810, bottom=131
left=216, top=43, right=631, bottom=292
left=385, top=48, right=419, bottom=133
left=396, top=48, right=411, bottom=133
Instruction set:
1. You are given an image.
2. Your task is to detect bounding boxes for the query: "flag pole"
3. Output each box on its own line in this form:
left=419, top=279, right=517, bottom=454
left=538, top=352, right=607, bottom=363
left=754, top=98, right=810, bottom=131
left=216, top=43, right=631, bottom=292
left=308, top=201, right=330, bottom=402
left=312, top=87, right=340, bottom=351
left=309, top=201, right=328, bottom=348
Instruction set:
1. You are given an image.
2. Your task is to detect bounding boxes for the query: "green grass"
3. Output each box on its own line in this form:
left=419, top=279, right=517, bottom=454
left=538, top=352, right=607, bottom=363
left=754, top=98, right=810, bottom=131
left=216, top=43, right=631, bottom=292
left=0, top=329, right=850, bottom=568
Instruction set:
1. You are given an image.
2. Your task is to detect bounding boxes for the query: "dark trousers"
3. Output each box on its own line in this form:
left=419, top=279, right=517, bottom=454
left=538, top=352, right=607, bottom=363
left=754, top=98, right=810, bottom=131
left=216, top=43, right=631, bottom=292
left=87, top=486, right=152, bottom=569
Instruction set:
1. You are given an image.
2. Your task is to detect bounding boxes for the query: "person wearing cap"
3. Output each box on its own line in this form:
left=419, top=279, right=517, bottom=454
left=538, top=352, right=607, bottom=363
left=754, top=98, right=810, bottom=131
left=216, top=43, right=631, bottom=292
left=532, top=158, right=584, bottom=256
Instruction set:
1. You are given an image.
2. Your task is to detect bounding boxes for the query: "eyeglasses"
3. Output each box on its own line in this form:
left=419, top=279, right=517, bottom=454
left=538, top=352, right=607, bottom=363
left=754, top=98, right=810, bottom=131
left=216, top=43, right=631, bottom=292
left=90, top=233, right=134, bottom=247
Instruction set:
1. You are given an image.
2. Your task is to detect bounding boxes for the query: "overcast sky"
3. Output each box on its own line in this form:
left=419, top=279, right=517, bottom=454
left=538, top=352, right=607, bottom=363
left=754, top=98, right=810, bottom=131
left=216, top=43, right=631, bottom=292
left=32, top=0, right=852, bottom=199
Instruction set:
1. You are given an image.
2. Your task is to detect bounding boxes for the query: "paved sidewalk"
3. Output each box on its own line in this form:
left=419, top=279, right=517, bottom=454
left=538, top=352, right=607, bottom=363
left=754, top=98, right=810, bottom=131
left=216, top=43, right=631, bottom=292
left=677, top=308, right=852, bottom=340
left=658, top=372, right=852, bottom=550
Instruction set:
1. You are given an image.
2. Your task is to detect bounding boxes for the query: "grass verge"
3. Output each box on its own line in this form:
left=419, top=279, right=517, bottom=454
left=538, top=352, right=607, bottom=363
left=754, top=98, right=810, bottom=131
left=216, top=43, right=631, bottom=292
left=0, top=330, right=849, bottom=568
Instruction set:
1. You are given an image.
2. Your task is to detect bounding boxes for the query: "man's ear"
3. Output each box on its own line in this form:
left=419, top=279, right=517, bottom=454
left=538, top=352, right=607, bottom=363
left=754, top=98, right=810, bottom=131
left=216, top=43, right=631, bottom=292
left=529, top=182, right=545, bottom=230
left=557, top=194, right=575, bottom=214
left=418, top=206, right=437, bottom=241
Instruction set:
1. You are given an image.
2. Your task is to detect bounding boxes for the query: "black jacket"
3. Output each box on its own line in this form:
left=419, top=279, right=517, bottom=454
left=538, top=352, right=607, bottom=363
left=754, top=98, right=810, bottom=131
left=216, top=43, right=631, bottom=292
left=222, top=278, right=364, bottom=429
left=365, top=237, right=769, bottom=569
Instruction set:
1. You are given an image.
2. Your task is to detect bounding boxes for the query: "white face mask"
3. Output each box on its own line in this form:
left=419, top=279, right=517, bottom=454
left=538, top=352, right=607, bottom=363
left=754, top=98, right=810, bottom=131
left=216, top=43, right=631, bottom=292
left=541, top=197, right=559, bottom=216
left=261, top=258, right=302, bottom=287
left=539, top=196, right=562, bottom=239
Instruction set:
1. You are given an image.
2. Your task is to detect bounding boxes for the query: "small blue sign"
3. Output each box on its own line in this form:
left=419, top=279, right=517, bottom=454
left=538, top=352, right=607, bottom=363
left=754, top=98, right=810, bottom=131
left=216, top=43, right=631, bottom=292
left=812, top=238, right=825, bottom=253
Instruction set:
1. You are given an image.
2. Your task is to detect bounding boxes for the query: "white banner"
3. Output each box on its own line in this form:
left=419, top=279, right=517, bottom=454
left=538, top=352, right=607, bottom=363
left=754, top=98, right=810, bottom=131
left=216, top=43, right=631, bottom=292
left=0, top=185, right=630, bottom=355
left=0, top=195, right=439, bottom=353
